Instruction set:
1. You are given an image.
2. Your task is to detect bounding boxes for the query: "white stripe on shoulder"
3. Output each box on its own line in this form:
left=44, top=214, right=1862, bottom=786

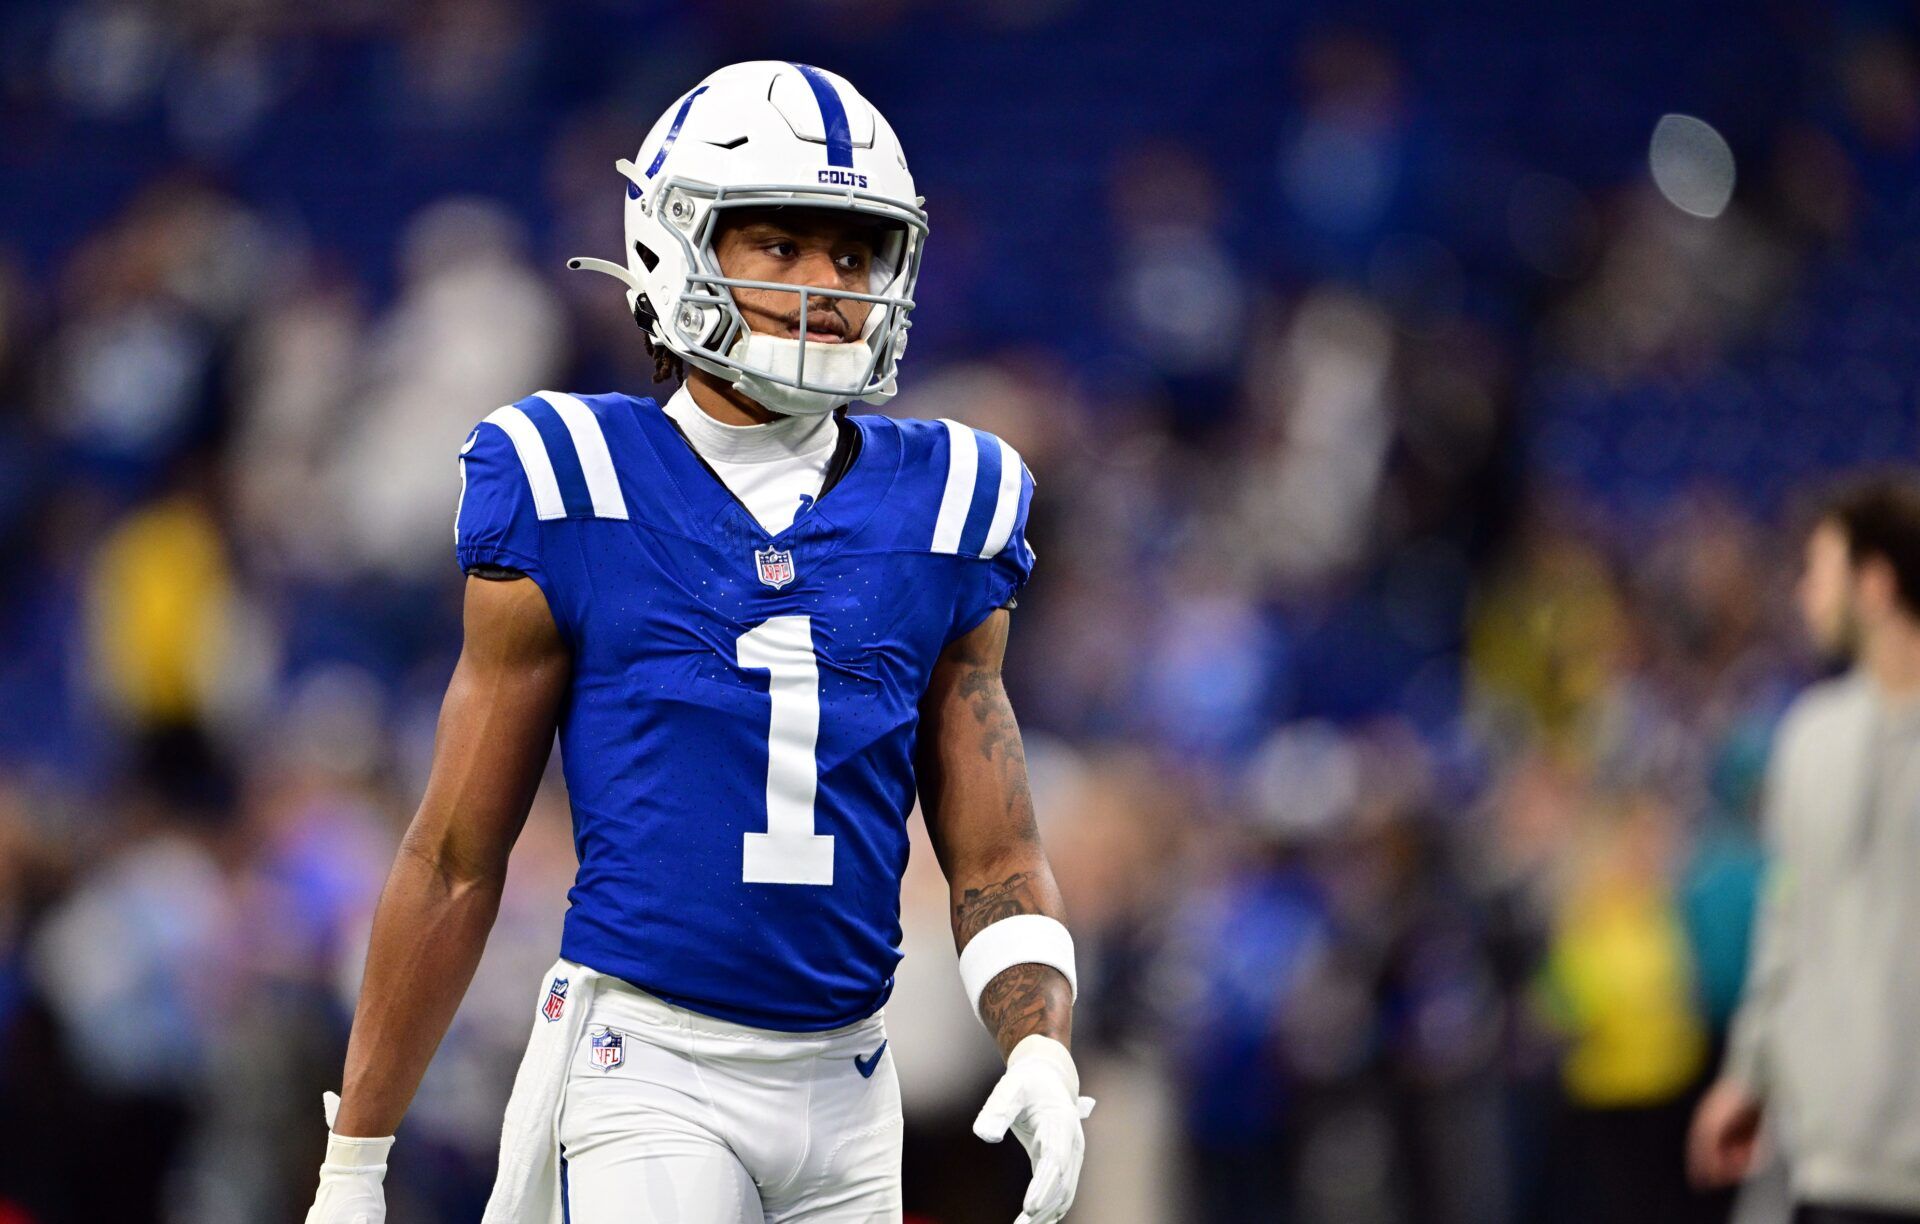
left=980, top=437, right=1024, bottom=559
left=454, top=424, right=477, bottom=541
left=931, top=418, right=979, bottom=554
left=482, top=404, right=567, bottom=521
left=535, top=390, right=629, bottom=520
left=455, top=456, right=469, bottom=541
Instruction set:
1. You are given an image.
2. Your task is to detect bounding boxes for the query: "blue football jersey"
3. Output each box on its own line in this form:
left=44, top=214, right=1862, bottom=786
left=454, top=390, right=1035, bottom=1031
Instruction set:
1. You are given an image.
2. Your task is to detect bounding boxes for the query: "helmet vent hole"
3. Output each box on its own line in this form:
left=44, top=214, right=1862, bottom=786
left=633, top=241, right=660, bottom=273
left=706, top=135, right=749, bottom=150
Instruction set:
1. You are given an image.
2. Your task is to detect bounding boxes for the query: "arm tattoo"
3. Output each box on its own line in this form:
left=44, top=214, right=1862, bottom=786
left=949, top=663, right=1042, bottom=848
left=956, top=661, right=1022, bottom=765
left=956, top=870, right=1073, bottom=1053
left=931, top=615, right=1072, bottom=1054
left=979, top=963, right=1062, bottom=1049
left=954, top=870, right=1043, bottom=944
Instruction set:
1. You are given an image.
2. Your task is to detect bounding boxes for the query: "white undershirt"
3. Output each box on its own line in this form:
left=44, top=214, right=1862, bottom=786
left=660, top=385, right=839, bottom=535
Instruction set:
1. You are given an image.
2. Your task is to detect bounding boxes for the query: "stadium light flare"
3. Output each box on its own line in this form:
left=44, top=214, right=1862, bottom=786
left=1649, top=113, right=1736, bottom=218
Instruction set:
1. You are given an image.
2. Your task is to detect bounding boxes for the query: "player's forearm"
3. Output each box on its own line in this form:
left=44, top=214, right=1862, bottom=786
left=331, top=837, right=506, bottom=1137
left=326, top=578, right=566, bottom=1138
left=920, top=611, right=1077, bottom=1058
left=952, top=862, right=1075, bottom=1057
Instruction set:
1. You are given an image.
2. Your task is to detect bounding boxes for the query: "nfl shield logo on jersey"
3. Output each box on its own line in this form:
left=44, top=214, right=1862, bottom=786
left=542, top=976, right=569, bottom=1022
left=589, top=1026, right=624, bottom=1071
left=755, top=547, right=796, bottom=590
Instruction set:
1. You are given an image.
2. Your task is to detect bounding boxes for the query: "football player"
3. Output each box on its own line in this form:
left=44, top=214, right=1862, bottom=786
left=304, top=61, right=1092, bottom=1224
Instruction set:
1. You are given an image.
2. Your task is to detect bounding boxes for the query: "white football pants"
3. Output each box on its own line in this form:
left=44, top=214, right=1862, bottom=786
left=556, top=976, right=903, bottom=1223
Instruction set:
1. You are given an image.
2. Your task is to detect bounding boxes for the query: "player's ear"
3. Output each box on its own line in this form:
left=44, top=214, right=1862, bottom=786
left=1876, top=560, right=1904, bottom=614
left=1857, top=554, right=1899, bottom=618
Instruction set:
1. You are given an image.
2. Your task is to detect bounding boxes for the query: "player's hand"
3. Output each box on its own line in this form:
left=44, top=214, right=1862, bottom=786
left=304, top=1091, right=395, bottom=1224
left=1687, top=1078, right=1765, bottom=1188
left=973, top=1034, right=1096, bottom=1223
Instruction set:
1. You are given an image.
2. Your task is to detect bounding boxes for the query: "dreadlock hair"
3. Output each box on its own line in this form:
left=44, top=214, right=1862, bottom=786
left=644, top=329, right=685, bottom=384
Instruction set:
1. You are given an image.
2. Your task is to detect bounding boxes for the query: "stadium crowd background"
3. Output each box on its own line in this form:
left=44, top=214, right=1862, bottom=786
left=1, top=1, right=1918, bottom=1221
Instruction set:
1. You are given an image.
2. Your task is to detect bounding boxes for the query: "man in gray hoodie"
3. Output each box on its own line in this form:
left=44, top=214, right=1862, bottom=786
left=1690, top=474, right=1920, bottom=1224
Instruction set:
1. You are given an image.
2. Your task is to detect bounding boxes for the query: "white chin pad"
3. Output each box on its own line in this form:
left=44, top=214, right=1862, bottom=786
left=732, top=333, right=871, bottom=391
left=727, top=333, right=872, bottom=416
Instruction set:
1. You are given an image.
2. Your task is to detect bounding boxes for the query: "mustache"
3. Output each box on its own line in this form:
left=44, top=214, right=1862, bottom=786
left=773, top=303, right=851, bottom=337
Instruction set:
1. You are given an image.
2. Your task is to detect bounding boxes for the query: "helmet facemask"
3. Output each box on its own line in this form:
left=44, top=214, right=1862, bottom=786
left=651, top=182, right=925, bottom=416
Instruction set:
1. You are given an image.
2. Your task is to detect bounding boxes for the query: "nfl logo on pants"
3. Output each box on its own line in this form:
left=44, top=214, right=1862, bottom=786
left=589, top=1027, right=624, bottom=1071
left=756, top=547, right=795, bottom=590
left=542, top=977, right=569, bottom=1022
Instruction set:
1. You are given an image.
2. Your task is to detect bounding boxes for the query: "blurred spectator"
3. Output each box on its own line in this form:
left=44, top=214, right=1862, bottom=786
left=1691, top=477, right=1920, bottom=1224
left=326, top=199, right=565, bottom=581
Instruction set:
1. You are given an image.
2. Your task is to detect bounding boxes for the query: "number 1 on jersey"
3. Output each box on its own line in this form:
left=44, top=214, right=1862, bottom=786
left=736, top=615, right=834, bottom=885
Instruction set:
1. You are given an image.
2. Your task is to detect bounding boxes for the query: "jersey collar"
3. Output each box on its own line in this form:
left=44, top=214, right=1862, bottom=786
left=631, top=391, right=898, bottom=550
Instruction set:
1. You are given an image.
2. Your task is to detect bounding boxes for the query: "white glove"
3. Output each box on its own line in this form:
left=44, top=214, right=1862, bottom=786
left=972, top=1035, right=1097, bottom=1224
left=304, top=1091, right=393, bottom=1224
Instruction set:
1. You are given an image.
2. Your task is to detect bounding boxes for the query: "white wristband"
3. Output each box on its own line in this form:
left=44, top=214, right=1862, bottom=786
left=957, top=914, right=1078, bottom=1024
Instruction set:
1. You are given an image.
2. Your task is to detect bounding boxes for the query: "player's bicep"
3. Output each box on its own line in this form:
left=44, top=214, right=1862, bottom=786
left=403, top=575, right=571, bottom=885
left=916, top=609, right=1040, bottom=875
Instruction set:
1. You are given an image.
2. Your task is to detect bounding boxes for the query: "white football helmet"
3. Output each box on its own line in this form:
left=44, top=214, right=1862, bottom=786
left=570, top=61, right=927, bottom=416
